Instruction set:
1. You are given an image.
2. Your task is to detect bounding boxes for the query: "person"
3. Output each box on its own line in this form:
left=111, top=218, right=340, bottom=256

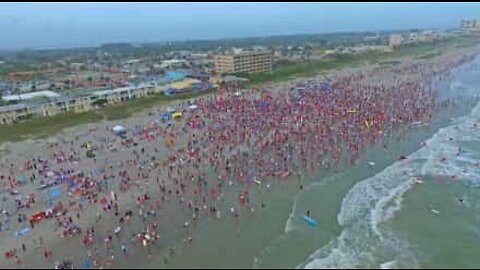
left=306, top=210, right=311, bottom=217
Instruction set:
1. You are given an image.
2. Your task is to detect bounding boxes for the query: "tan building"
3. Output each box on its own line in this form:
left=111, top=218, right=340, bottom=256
left=389, top=34, right=403, bottom=48
left=213, top=51, right=273, bottom=74
left=0, top=104, right=32, bottom=124
left=41, top=97, right=93, bottom=116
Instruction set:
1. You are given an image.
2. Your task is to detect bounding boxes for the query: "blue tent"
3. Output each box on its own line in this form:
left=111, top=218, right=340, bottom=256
left=162, top=112, right=172, bottom=120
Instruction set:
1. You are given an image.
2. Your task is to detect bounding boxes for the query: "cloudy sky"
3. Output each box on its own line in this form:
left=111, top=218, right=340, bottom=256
left=0, top=2, right=478, bottom=49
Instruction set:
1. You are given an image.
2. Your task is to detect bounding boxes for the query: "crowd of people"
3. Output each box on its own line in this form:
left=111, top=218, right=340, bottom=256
left=0, top=49, right=478, bottom=269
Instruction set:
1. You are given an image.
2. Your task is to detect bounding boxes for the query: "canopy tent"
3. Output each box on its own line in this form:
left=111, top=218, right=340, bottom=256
left=188, top=104, right=198, bottom=110
left=172, top=112, right=183, bottom=118
left=161, top=112, right=172, bottom=120
left=112, top=125, right=127, bottom=135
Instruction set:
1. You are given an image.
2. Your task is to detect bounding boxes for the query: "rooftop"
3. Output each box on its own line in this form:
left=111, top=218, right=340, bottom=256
left=0, top=103, right=30, bottom=113
left=169, top=79, right=201, bottom=90
left=2, top=90, right=62, bottom=101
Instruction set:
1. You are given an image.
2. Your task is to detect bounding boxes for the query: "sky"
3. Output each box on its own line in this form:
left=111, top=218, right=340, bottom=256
left=0, top=2, right=478, bottom=50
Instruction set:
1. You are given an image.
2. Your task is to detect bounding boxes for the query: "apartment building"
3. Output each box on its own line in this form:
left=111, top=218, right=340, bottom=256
left=213, top=51, right=273, bottom=74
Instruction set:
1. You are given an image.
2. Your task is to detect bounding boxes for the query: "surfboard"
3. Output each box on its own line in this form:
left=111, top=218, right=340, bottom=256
left=300, top=214, right=319, bottom=227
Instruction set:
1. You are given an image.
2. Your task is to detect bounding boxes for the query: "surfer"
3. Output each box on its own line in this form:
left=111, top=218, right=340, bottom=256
left=306, top=210, right=311, bottom=217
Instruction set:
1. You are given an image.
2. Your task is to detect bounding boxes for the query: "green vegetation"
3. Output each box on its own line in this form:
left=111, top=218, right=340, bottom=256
left=0, top=88, right=217, bottom=144
left=0, top=111, right=100, bottom=142
left=380, top=60, right=401, bottom=66
left=245, top=36, right=479, bottom=85
left=245, top=51, right=385, bottom=85
left=415, top=52, right=442, bottom=60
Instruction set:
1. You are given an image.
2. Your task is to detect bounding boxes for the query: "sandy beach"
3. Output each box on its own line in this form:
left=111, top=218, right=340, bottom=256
left=1, top=44, right=479, bottom=269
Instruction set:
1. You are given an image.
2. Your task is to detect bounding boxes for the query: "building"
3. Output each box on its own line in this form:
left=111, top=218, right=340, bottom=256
left=460, top=19, right=480, bottom=34
left=0, top=71, right=217, bottom=124
left=160, top=59, right=187, bottom=69
left=408, top=32, right=418, bottom=44
left=389, top=34, right=403, bottom=48
left=41, top=97, right=93, bottom=116
left=0, top=104, right=32, bottom=124
left=418, top=31, right=434, bottom=43
left=461, top=19, right=478, bottom=29
left=213, top=50, right=273, bottom=74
